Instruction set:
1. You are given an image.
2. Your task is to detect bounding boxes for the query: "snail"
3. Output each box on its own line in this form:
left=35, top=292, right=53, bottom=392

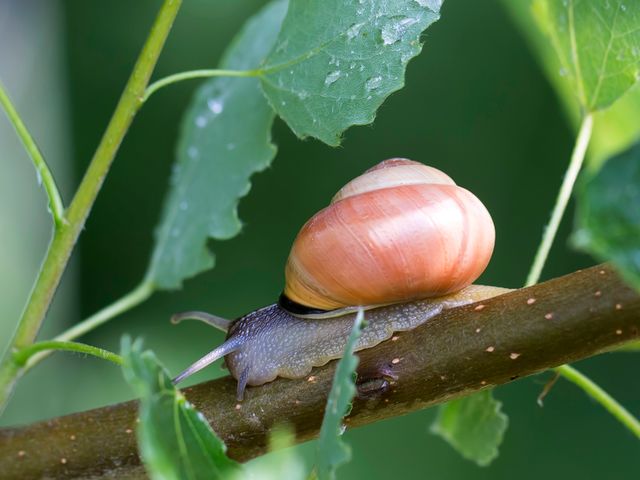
left=172, top=158, right=507, bottom=400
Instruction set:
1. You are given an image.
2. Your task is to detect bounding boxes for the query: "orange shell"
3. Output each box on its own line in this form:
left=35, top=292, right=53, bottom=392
left=283, top=159, right=495, bottom=310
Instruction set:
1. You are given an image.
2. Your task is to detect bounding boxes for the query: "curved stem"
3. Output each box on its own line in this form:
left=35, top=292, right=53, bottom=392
left=14, top=341, right=123, bottom=368
left=55, top=282, right=153, bottom=344
left=0, top=0, right=183, bottom=416
left=525, top=113, right=593, bottom=286
left=522, top=113, right=639, bottom=438
left=22, top=282, right=154, bottom=373
left=0, top=80, right=65, bottom=227
left=554, top=365, right=640, bottom=438
left=143, top=68, right=259, bottom=102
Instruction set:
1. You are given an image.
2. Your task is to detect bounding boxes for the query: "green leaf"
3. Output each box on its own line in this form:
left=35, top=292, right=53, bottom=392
left=121, top=337, right=242, bottom=480
left=574, top=140, right=640, bottom=291
left=531, top=0, right=640, bottom=112
left=232, top=427, right=307, bottom=480
left=259, top=0, right=442, bottom=146
left=146, top=0, right=287, bottom=289
left=504, top=0, right=640, bottom=168
left=431, top=391, right=509, bottom=467
left=316, top=309, right=365, bottom=480
left=589, top=82, right=640, bottom=170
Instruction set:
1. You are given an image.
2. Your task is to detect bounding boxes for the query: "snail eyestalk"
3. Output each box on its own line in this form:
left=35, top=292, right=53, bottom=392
left=172, top=336, right=244, bottom=385
left=171, top=311, right=231, bottom=332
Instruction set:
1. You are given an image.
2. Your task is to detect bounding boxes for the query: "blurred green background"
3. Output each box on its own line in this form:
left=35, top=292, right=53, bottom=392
left=1, top=0, right=638, bottom=478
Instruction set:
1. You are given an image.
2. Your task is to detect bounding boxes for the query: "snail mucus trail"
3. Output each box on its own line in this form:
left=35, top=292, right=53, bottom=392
left=172, top=159, right=506, bottom=401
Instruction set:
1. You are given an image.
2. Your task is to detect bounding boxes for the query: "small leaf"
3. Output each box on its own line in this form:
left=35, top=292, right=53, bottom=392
left=504, top=1, right=640, bottom=168
left=531, top=0, right=640, bottom=112
left=431, top=390, right=509, bottom=467
left=231, top=427, right=307, bottom=480
left=589, top=82, right=640, bottom=170
left=146, top=0, right=287, bottom=289
left=121, top=337, right=242, bottom=480
left=574, top=140, right=640, bottom=291
left=316, top=309, right=365, bottom=480
left=259, top=0, right=442, bottom=146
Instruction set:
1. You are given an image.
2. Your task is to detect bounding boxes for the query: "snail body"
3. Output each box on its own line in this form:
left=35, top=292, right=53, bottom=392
left=173, top=159, right=500, bottom=400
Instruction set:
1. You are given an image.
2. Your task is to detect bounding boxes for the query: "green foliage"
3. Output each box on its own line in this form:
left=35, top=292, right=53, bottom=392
left=574, top=140, right=640, bottom=291
left=121, top=337, right=242, bottom=480
left=146, top=0, right=444, bottom=288
left=431, top=390, right=508, bottom=467
left=232, top=427, right=307, bottom=480
left=317, top=309, right=365, bottom=480
left=259, top=0, right=442, bottom=146
left=532, top=0, right=640, bottom=112
left=146, top=0, right=287, bottom=289
left=504, top=0, right=640, bottom=167
left=589, top=84, right=640, bottom=170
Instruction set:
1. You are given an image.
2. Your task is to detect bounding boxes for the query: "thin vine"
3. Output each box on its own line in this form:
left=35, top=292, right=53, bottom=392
left=524, top=112, right=640, bottom=438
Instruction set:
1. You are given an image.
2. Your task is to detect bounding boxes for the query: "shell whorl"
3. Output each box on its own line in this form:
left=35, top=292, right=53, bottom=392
left=282, top=158, right=496, bottom=311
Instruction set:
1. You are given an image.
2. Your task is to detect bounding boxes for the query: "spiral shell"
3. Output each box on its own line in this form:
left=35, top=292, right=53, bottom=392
left=282, top=158, right=495, bottom=311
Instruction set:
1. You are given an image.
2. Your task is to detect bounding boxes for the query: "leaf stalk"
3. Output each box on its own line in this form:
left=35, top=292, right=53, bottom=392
left=553, top=364, right=640, bottom=438
left=0, top=80, right=65, bottom=227
left=143, top=68, right=259, bottom=102
left=525, top=113, right=593, bottom=286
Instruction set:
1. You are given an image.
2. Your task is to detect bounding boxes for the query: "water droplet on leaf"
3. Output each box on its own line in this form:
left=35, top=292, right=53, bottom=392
left=365, top=76, right=382, bottom=90
left=207, top=98, right=223, bottom=114
left=325, top=70, right=342, bottom=86
left=346, top=22, right=364, bottom=39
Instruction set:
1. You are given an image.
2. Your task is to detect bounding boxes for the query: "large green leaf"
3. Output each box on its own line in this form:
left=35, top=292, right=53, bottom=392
left=574, top=140, right=640, bottom=291
left=146, top=0, right=287, bottom=289
left=316, top=309, right=365, bottom=480
left=532, top=0, right=640, bottom=112
left=121, top=337, right=242, bottom=480
left=431, top=390, right=508, bottom=467
left=504, top=1, right=640, bottom=167
left=259, top=0, right=442, bottom=146
left=589, top=83, right=640, bottom=169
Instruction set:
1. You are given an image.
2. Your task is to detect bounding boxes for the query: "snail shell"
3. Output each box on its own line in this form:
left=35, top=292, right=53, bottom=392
left=282, top=158, right=495, bottom=311
left=173, top=159, right=501, bottom=400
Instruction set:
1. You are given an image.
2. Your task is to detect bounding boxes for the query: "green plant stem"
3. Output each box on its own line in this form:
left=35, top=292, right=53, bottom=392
left=554, top=365, right=640, bottom=438
left=522, top=112, right=639, bottom=439
left=525, top=113, right=593, bottom=286
left=143, top=68, right=259, bottom=102
left=21, top=282, right=153, bottom=373
left=0, top=81, right=65, bottom=227
left=13, top=341, right=122, bottom=368
left=0, top=0, right=182, bottom=416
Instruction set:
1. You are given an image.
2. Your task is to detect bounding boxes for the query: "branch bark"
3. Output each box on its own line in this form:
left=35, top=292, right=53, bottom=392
left=1, top=264, right=638, bottom=479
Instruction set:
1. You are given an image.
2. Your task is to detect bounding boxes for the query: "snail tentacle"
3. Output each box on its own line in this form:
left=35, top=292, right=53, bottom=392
left=172, top=335, right=244, bottom=385
left=170, top=311, right=231, bottom=332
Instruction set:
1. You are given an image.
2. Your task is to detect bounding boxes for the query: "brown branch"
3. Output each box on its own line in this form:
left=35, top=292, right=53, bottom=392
left=1, top=264, right=639, bottom=479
